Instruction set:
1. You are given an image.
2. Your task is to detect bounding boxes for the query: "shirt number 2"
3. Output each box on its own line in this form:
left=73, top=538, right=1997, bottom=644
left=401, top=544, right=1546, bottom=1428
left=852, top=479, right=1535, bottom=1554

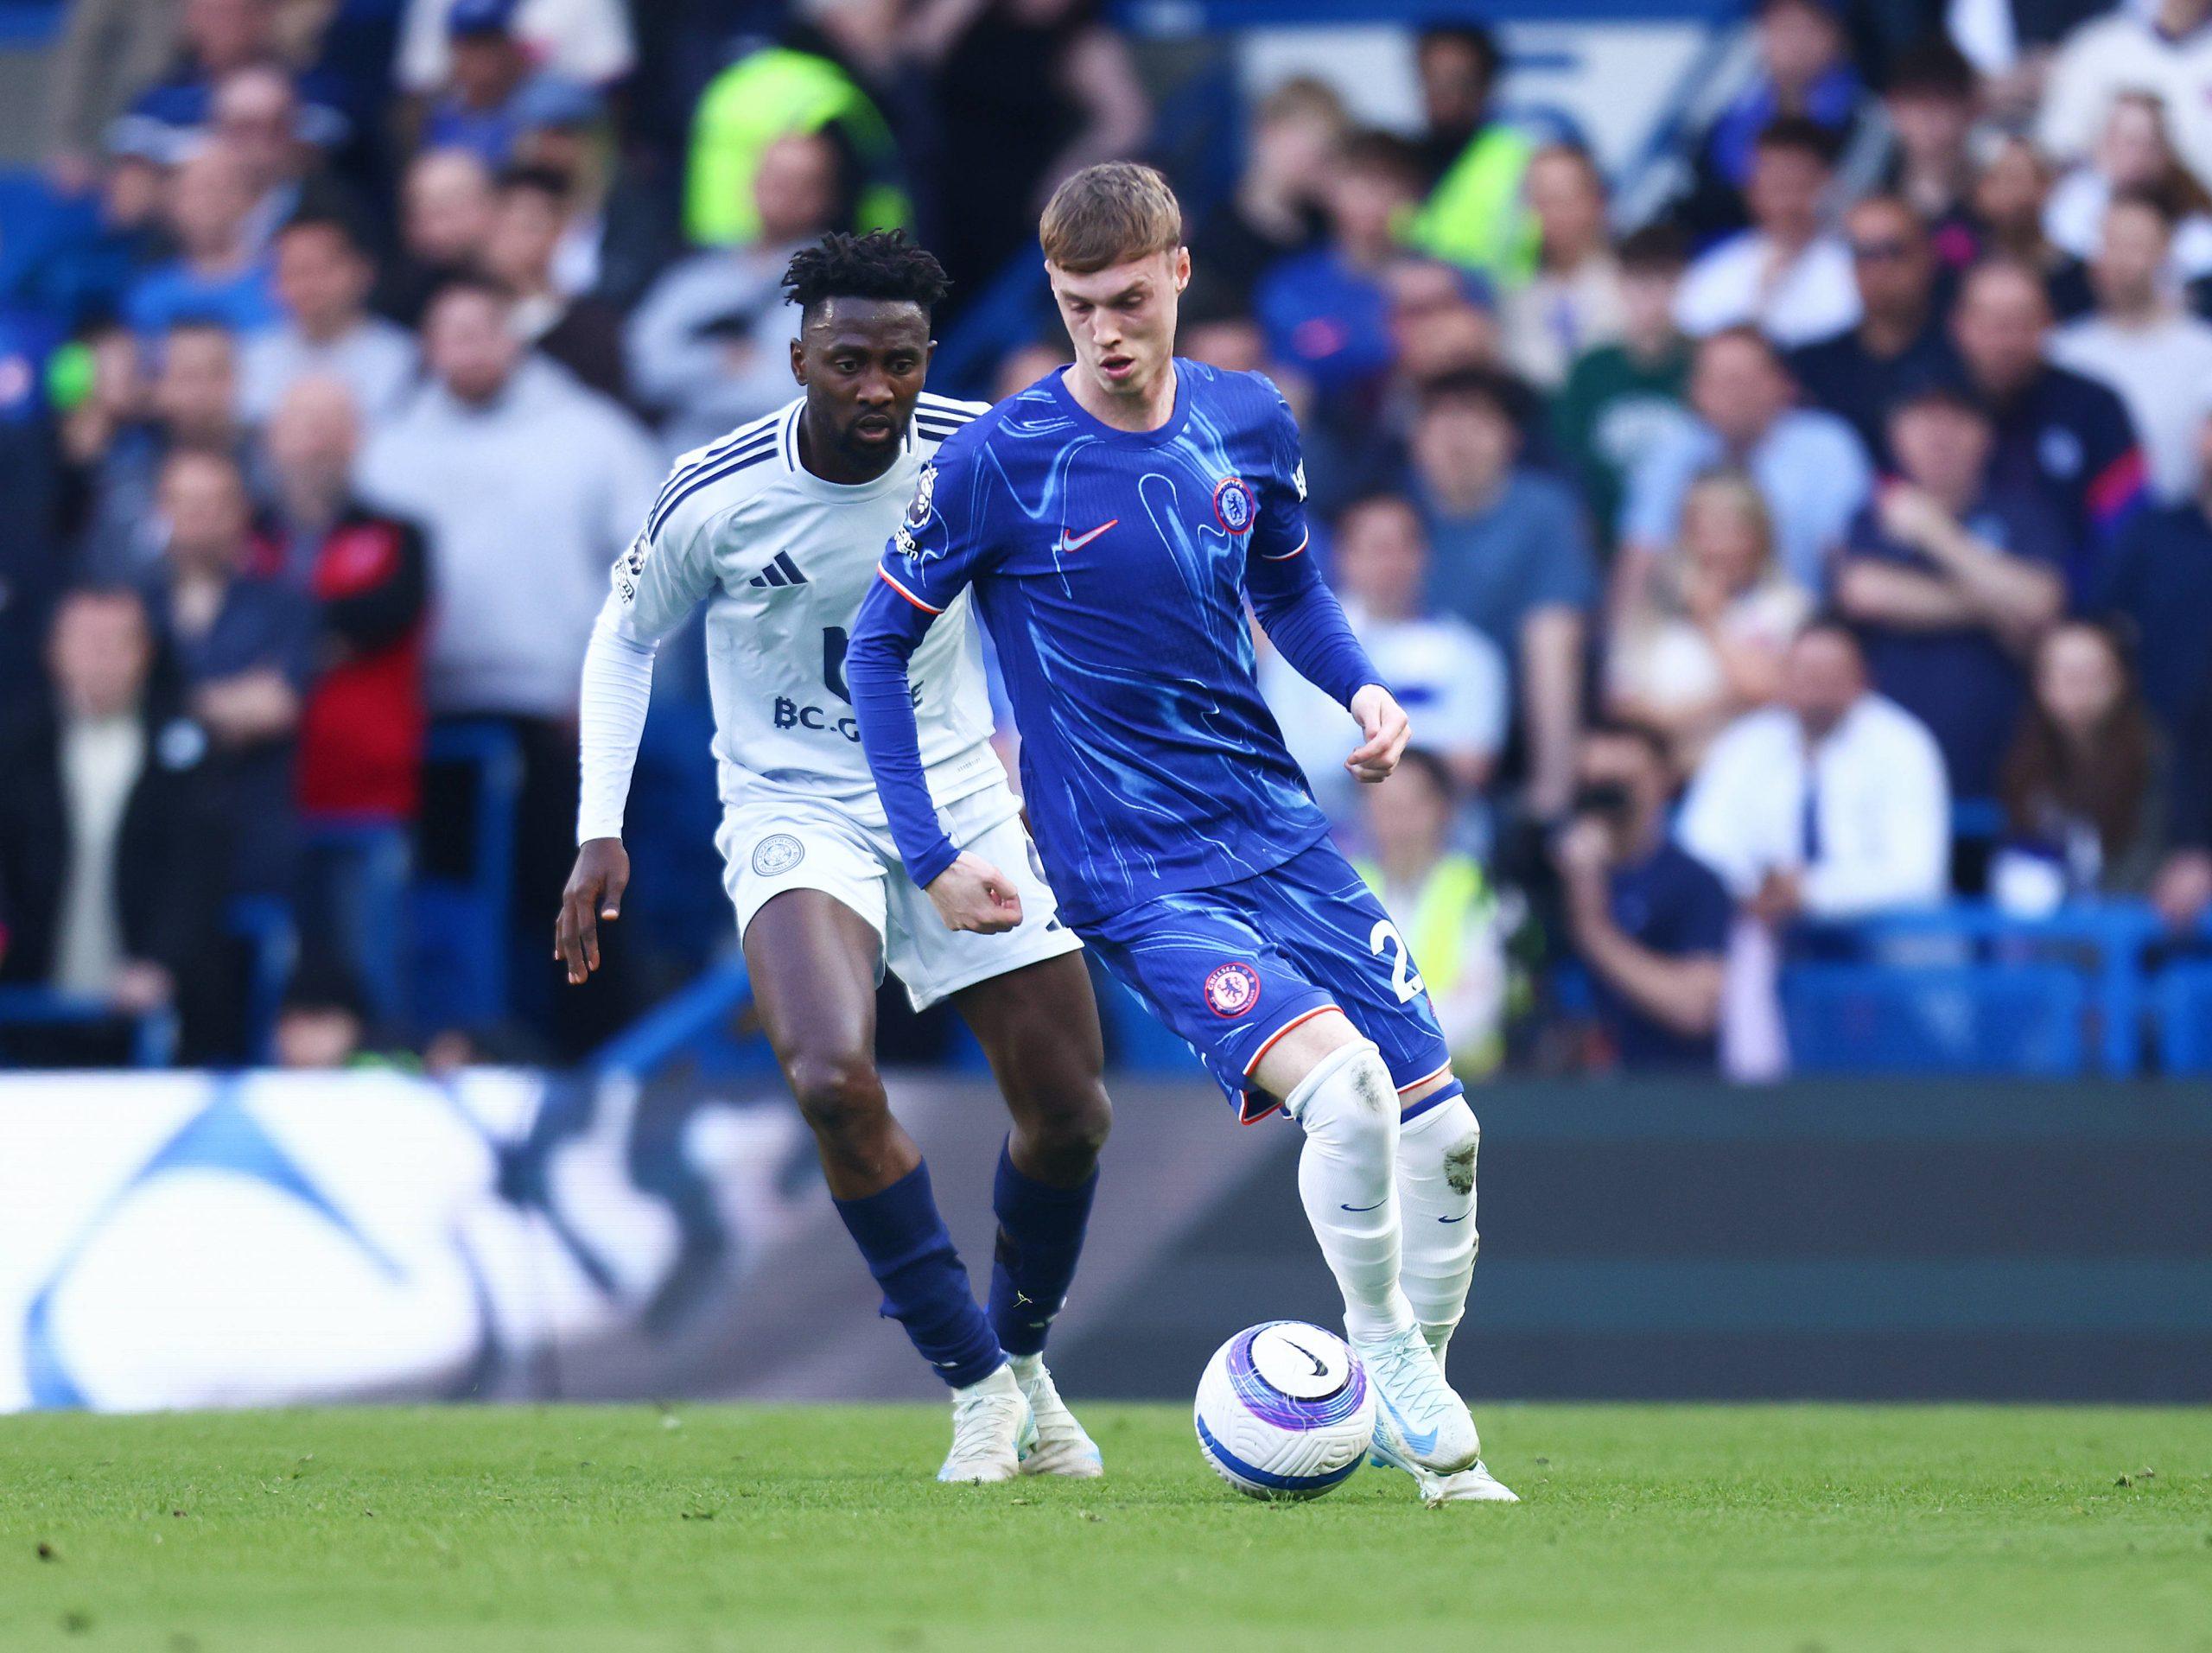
left=1369, top=920, right=1426, bottom=1003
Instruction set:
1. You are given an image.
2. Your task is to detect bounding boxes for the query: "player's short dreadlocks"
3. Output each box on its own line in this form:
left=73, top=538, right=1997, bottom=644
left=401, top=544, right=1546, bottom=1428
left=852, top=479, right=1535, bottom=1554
left=781, top=230, right=952, bottom=321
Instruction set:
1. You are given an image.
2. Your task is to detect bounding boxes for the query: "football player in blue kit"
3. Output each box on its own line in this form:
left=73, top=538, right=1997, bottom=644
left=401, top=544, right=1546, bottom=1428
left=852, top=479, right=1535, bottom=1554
left=847, top=164, right=1515, bottom=1504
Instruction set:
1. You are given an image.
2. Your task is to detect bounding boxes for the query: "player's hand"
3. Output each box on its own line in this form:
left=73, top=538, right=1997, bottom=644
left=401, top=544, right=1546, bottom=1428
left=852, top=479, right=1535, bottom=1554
left=556, top=838, right=630, bottom=984
left=1345, top=683, right=1411, bottom=783
left=925, top=852, right=1024, bottom=935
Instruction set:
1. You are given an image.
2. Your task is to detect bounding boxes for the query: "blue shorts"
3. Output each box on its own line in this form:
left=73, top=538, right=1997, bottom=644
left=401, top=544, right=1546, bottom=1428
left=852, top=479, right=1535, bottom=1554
left=1082, top=841, right=1454, bottom=1122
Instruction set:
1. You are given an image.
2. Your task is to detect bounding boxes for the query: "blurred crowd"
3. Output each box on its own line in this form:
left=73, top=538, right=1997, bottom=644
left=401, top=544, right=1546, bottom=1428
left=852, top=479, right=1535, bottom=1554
left=0, top=0, right=2209, bottom=1079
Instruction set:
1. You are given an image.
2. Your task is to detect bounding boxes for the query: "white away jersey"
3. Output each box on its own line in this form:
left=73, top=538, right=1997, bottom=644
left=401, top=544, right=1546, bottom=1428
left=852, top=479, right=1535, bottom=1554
left=606, top=392, right=998, bottom=819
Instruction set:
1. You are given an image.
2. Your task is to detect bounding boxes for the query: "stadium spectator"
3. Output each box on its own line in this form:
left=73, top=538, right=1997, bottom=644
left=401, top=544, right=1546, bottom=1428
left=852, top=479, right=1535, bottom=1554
left=1357, top=749, right=1510, bottom=1078
left=209, top=62, right=348, bottom=255
left=2044, top=92, right=2212, bottom=284
left=1875, top=37, right=1980, bottom=269
left=264, top=377, right=428, bottom=1024
left=120, top=0, right=286, bottom=143
left=2093, top=404, right=2212, bottom=731
left=1498, top=144, right=1624, bottom=390
left=1186, top=76, right=1344, bottom=315
left=1679, top=619, right=1950, bottom=1077
left=627, top=132, right=842, bottom=455
left=419, top=0, right=594, bottom=172
left=2050, top=191, right=2212, bottom=504
left=381, top=147, right=496, bottom=327
left=1948, top=0, right=2111, bottom=127
left=15, top=132, right=174, bottom=330
left=357, top=279, right=658, bottom=1039
left=1951, top=256, right=2146, bottom=590
left=1256, top=130, right=1424, bottom=410
left=1551, top=718, right=1730, bottom=1071
left=1833, top=383, right=2068, bottom=799
left=1788, top=195, right=1959, bottom=463
left=1967, top=133, right=2094, bottom=321
left=2151, top=677, right=2212, bottom=931
left=1607, top=469, right=1809, bottom=772
left=360, top=279, right=656, bottom=726
left=40, top=0, right=185, bottom=191
left=1551, top=225, right=1694, bottom=563
left=1261, top=493, right=1508, bottom=827
left=143, top=445, right=313, bottom=901
left=0, top=337, right=64, bottom=703
left=76, top=318, right=249, bottom=583
left=0, top=586, right=228, bottom=1062
left=240, top=209, right=416, bottom=423
left=1407, top=21, right=1536, bottom=281
left=1410, top=368, right=1596, bottom=818
left=917, top=0, right=1149, bottom=308
left=1992, top=620, right=2168, bottom=909
left=2037, top=0, right=2212, bottom=194
left=1675, top=117, right=1860, bottom=348
left=123, top=142, right=279, bottom=339
left=1620, top=326, right=1872, bottom=588
left=395, top=0, right=634, bottom=97
left=683, top=3, right=912, bottom=250
left=1682, top=0, right=1872, bottom=239
left=483, top=164, right=629, bottom=405
left=270, top=951, right=373, bottom=1069
left=1382, top=256, right=1504, bottom=393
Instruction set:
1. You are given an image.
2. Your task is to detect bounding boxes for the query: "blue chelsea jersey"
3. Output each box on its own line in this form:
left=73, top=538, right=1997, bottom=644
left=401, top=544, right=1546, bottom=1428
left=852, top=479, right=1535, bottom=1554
left=860, top=360, right=1349, bottom=927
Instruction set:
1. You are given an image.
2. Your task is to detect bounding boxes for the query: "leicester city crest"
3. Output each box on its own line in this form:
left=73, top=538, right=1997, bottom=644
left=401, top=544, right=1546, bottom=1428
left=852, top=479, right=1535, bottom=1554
left=1212, top=475, right=1256, bottom=535
left=752, top=834, right=806, bottom=876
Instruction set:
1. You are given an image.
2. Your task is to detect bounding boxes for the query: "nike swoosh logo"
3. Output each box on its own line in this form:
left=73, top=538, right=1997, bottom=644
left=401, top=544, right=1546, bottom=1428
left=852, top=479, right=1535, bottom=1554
left=1052, top=518, right=1117, bottom=556
left=1281, top=1338, right=1329, bottom=1376
left=1377, top=1393, right=1439, bottom=1457
left=1339, top=1198, right=1386, bottom=1212
left=1439, top=1212, right=1470, bottom=1224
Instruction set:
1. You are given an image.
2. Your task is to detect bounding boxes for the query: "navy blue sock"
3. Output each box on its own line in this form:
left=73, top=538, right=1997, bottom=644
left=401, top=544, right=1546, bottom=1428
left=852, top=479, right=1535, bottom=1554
left=987, top=1138, right=1098, bottom=1358
left=833, top=1160, right=1002, bottom=1389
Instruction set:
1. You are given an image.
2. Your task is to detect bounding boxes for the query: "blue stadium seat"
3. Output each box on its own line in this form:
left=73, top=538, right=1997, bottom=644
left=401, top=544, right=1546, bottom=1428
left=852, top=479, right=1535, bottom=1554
left=1782, top=961, right=2088, bottom=1076
left=2154, top=963, right=2212, bottom=1075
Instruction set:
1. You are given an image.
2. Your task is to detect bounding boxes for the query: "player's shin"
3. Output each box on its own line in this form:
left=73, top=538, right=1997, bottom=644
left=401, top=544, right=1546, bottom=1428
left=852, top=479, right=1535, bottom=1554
left=986, top=1137, right=1096, bottom=1358
left=833, top=1160, right=1005, bottom=1389
left=1395, top=1086, right=1480, bottom=1370
left=1283, top=1040, right=1415, bottom=1343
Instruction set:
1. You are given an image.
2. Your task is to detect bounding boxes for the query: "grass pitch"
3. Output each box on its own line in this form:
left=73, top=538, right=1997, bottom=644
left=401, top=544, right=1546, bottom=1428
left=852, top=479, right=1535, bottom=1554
left=3, top=1403, right=2207, bottom=1651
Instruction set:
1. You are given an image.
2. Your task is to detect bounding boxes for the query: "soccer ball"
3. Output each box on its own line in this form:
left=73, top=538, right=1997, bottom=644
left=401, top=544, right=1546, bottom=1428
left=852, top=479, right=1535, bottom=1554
left=1193, top=1321, right=1375, bottom=1501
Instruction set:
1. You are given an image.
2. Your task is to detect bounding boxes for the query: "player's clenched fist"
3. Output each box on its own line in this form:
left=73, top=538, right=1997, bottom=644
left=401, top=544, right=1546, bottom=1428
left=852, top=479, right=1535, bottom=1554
left=1344, top=683, right=1411, bottom=784
left=556, top=837, right=631, bottom=983
left=926, top=852, right=1024, bottom=934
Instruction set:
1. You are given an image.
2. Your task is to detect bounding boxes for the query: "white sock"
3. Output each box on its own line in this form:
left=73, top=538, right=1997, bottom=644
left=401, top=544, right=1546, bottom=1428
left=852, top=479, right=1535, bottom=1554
left=1396, top=1093, right=1479, bottom=1372
left=1284, top=1040, right=1414, bottom=1343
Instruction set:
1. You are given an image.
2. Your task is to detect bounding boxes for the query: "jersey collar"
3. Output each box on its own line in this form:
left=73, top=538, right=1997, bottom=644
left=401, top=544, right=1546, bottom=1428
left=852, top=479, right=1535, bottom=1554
left=1043, top=359, right=1192, bottom=447
left=779, top=397, right=918, bottom=504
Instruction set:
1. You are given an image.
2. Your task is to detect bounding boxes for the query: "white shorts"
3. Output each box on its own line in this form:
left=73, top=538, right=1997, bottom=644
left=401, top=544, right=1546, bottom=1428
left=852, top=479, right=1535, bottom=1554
left=717, top=778, right=1083, bottom=1011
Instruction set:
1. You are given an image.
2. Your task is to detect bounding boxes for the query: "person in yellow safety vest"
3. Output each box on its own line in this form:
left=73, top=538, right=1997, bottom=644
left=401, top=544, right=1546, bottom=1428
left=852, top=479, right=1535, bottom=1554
left=1355, top=748, right=1511, bottom=1078
left=1404, top=22, right=1540, bottom=286
left=684, top=41, right=912, bottom=249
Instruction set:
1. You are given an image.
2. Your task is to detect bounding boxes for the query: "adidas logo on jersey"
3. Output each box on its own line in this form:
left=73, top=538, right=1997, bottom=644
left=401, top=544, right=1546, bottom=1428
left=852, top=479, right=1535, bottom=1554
left=748, top=552, right=809, bottom=589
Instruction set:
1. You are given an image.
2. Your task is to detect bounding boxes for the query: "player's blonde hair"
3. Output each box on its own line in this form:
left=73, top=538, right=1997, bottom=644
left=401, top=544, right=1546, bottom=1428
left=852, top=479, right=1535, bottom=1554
left=1039, top=162, right=1185, bottom=274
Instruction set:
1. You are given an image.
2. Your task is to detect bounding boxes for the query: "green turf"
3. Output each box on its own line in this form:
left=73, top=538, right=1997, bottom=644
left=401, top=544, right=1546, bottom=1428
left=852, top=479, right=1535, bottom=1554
left=2, top=1403, right=2208, bottom=1651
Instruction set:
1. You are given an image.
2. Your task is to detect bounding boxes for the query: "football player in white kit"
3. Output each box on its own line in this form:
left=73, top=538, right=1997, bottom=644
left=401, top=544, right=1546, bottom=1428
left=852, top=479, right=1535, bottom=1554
left=556, top=232, right=1112, bottom=1484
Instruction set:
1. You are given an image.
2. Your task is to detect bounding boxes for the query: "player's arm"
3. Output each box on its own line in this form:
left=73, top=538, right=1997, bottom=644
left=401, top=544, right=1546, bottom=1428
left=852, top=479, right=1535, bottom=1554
left=1243, top=382, right=1407, bottom=783
left=846, top=450, right=1023, bottom=935
left=558, top=502, right=716, bottom=983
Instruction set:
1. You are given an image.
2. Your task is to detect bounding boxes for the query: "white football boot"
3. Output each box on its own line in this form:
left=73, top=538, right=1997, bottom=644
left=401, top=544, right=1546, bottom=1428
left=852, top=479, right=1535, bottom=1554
left=1391, top=1328, right=1518, bottom=1504
left=936, top=1363, right=1037, bottom=1484
left=1009, top=1353, right=1104, bottom=1478
left=1354, top=1323, right=1480, bottom=1475
left=1420, top=1460, right=1521, bottom=1504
